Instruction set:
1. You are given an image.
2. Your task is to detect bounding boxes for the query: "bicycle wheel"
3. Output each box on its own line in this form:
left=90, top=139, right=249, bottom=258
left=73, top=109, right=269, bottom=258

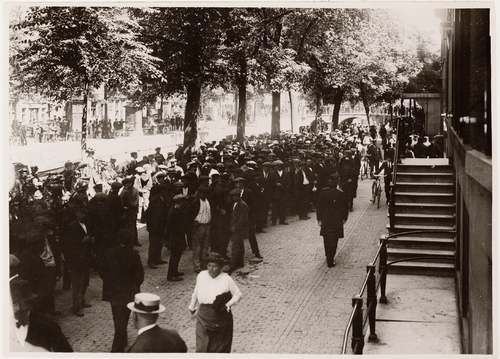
left=376, top=185, right=381, bottom=209
left=371, top=181, right=377, bottom=203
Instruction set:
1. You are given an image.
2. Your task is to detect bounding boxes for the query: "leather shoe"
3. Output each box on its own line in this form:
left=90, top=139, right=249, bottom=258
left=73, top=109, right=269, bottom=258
left=280, top=222, right=289, bottom=225
left=255, top=254, right=263, bottom=259
left=148, top=264, right=158, bottom=269
left=167, top=276, right=183, bottom=282
left=156, top=260, right=168, bottom=264
left=175, top=271, right=184, bottom=276
left=73, top=310, right=84, bottom=317
left=83, top=303, right=92, bottom=308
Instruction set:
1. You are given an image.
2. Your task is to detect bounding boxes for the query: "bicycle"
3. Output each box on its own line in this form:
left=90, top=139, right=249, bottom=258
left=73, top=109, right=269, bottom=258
left=371, top=173, right=386, bottom=209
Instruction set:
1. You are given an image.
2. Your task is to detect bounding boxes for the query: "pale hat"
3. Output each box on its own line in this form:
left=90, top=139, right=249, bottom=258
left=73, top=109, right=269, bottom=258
left=135, top=166, right=145, bottom=174
left=127, top=293, right=165, bottom=314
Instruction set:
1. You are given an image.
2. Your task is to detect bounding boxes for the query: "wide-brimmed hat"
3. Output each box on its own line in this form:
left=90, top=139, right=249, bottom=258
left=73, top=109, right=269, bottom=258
left=135, top=166, right=145, bottom=174
left=127, top=293, right=166, bottom=314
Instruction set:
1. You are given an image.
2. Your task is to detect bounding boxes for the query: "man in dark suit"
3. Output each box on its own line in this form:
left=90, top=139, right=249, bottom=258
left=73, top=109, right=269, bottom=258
left=10, top=278, right=73, bottom=352
left=101, top=228, right=144, bottom=352
left=127, top=293, right=187, bottom=352
left=294, top=161, right=314, bottom=220
left=228, top=188, right=249, bottom=272
left=165, top=194, right=188, bottom=281
left=256, top=161, right=273, bottom=231
left=63, top=209, right=91, bottom=316
left=120, top=176, right=140, bottom=247
left=144, top=186, right=168, bottom=268
left=316, top=174, right=349, bottom=267
left=270, top=160, right=290, bottom=225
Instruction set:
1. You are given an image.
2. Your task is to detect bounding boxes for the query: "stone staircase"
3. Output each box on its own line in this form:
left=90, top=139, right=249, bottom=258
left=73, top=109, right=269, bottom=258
left=386, top=158, right=456, bottom=276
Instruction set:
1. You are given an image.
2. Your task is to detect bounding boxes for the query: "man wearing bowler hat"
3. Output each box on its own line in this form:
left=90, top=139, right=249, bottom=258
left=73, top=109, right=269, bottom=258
left=127, top=293, right=187, bottom=352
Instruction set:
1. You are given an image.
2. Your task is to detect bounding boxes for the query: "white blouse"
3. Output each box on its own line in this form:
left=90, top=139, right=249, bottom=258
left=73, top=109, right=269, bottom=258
left=189, top=271, right=242, bottom=311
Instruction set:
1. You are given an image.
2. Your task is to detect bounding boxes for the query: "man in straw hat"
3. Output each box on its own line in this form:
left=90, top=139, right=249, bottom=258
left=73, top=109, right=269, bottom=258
left=127, top=292, right=187, bottom=352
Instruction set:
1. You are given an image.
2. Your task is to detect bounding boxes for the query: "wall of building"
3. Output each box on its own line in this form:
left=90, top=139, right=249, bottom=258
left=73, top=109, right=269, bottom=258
left=441, top=8, right=492, bottom=354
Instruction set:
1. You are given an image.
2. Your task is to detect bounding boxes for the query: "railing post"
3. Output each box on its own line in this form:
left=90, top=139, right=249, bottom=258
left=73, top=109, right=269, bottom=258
left=366, top=265, right=378, bottom=342
left=389, top=184, right=395, bottom=230
left=379, top=236, right=388, bottom=304
left=351, top=295, right=365, bottom=354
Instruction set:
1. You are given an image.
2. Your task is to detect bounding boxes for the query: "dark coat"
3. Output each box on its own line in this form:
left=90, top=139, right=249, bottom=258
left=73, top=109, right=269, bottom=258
left=145, top=192, right=168, bottom=235
left=26, top=311, right=73, bottom=352
left=127, top=325, right=187, bottom=353
left=165, top=206, right=187, bottom=252
left=270, top=169, right=291, bottom=199
left=230, top=200, right=249, bottom=239
left=101, top=244, right=144, bottom=304
left=62, top=220, right=90, bottom=268
left=87, top=193, right=113, bottom=247
left=316, top=186, right=348, bottom=237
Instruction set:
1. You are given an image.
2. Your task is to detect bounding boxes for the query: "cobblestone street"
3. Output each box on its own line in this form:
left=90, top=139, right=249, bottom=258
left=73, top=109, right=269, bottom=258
left=55, top=178, right=387, bottom=354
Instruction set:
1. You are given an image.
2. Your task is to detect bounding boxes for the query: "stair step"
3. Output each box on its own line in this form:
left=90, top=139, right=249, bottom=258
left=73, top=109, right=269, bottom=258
left=388, top=248, right=455, bottom=257
left=395, top=202, right=456, bottom=207
left=388, top=261, right=454, bottom=277
left=388, top=236, right=455, bottom=250
left=387, top=224, right=456, bottom=231
left=395, top=182, right=454, bottom=186
left=397, top=172, right=454, bottom=176
left=394, top=192, right=454, bottom=196
left=393, top=213, right=455, bottom=219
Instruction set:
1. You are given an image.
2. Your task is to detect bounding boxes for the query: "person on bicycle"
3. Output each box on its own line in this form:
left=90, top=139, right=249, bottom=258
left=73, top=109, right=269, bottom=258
left=374, top=149, right=394, bottom=204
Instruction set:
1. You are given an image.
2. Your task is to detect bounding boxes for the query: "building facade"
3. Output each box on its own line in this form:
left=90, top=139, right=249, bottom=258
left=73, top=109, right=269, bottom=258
left=440, top=8, right=492, bottom=354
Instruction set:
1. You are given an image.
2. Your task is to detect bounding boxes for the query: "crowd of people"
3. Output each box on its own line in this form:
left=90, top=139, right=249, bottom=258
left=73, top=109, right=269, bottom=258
left=9, top=118, right=443, bottom=353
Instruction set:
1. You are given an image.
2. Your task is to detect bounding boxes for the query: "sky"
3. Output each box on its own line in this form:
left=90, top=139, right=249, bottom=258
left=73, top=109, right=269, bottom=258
left=387, top=7, right=443, bottom=54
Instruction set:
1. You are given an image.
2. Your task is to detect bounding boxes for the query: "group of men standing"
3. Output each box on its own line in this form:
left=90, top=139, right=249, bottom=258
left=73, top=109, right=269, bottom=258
left=9, top=124, right=389, bottom=352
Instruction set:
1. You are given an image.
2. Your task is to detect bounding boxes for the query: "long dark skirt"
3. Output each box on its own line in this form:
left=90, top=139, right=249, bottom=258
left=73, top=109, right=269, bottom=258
left=196, top=304, right=233, bottom=353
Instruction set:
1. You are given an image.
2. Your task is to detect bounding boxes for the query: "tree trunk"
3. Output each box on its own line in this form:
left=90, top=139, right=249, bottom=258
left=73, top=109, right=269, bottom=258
left=233, top=92, right=238, bottom=126
left=159, top=93, right=164, bottom=122
left=331, top=88, right=345, bottom=130
left=288, top=90, right=293, bottom=133
left=271, top=91, right=281, bottom=138
left=81, top=86, right=89, bottom=154
left=360, top=84, right=371, bottom=125
left=236, top=58, right=247, bottom=143
left=183, top=79, right=202, bottom=158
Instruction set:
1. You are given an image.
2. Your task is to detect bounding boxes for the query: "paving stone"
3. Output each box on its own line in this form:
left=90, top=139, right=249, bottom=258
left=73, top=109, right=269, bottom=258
left=55, top=179, right=387, bottom=353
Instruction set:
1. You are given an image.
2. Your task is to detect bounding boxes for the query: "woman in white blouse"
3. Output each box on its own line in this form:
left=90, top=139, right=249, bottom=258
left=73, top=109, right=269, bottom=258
left=188, top=253, right=242, bottom=353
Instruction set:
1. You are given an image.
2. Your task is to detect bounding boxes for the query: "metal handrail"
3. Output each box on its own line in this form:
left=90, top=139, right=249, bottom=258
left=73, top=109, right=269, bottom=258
left=389, top=117, right=401, bottom=230
left=341, top=229, right=457, bottom=354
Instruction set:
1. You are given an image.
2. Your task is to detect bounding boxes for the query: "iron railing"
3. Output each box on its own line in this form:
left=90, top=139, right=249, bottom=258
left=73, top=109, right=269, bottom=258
left=341, top=229, right=456, bottom=354
left=388, top=116, right=401, bottom=230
